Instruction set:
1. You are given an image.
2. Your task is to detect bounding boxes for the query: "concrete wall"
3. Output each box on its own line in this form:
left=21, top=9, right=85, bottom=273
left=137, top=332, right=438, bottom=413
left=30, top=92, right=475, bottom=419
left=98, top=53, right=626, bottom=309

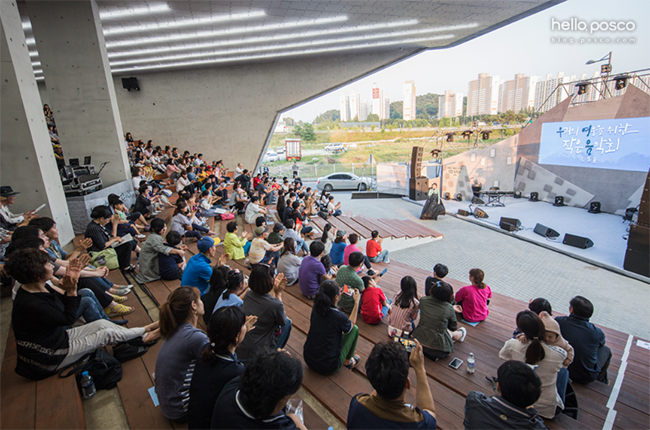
left=112, top=49, right=419, bottom=171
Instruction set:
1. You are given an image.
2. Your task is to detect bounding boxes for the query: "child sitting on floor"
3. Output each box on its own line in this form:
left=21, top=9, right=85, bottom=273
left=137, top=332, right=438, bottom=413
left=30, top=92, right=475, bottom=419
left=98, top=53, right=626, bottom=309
left=158, top=231, right=186, bottom=281
left=360, top=276, right=391, bottom=325
left=455, top=268, right=492, bottom=323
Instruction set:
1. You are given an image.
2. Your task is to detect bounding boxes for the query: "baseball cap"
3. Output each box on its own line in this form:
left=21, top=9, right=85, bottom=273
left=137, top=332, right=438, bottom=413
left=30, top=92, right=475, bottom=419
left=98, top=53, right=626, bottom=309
left=336, top=229, right=347, bottom=239
left=197, top=237, right=215, bottom=253
left=254, top=226, right=268, bottom=237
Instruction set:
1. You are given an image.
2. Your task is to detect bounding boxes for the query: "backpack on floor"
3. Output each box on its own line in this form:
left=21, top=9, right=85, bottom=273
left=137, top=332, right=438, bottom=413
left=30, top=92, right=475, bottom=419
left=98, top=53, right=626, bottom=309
left=58, top=349, right=123, bottom=390
left=318, top=210, right=329, bottom=220
left=220, top=212, right=235, bottom=220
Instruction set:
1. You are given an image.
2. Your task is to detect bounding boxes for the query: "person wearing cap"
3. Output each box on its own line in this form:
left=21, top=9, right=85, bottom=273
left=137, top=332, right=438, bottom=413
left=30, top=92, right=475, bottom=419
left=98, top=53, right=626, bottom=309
left=366, top=230, right=390, bottom=264
left=53, top=145, right=65, bottom=171
left=244, top=196, right=267, bottom=225
left=329, top=229, right=348, bottom=266
left=181, top=237, right=217, bottom=296
left=249, top=226, right=283, bottom=267
left=0, top=186, right=37, bottom=228
left=266, top=222, right=285, bottom=246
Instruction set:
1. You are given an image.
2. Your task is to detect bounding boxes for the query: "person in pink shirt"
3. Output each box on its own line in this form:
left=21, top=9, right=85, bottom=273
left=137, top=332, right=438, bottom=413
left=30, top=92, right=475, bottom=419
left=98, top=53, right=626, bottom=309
left=343, top=234, right=372, bottom=270
left=454, top=268, right=492, bottom=323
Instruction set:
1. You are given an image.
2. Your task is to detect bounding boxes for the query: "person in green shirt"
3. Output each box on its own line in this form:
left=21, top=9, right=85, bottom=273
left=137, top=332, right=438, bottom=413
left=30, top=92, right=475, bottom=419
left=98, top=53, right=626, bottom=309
left=266, top=223, right=284, bottom=245
left=223, top=221, right=252, bottom=260
left=335, top=252, right=365, bottom=312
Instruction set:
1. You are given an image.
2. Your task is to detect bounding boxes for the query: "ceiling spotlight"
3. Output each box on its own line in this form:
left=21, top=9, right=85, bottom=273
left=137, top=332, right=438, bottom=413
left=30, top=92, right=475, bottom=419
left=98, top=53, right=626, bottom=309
left=575, top=82, right=589, bottom=95
left=614, top=75, right=629, bottom=90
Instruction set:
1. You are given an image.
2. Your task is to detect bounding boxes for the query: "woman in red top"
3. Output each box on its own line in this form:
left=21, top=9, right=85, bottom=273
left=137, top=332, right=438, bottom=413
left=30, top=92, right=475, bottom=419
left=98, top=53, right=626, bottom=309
left=360, top=276, right=391, bottom=324
left=454, top=268, right=492, bottom=323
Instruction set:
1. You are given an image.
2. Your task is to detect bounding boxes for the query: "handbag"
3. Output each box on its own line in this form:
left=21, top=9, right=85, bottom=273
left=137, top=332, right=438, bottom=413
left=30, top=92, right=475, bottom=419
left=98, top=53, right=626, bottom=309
left=220, top=212, right=235, bottom=220
left=58, top=349, right=123, bottom=390
left=89, top=248, right=119, bottom=270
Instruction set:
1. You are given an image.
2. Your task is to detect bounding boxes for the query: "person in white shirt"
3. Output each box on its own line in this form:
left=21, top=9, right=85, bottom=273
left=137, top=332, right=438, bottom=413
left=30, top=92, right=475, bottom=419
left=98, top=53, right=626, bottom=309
left=245, top=196, right=267, bottom=224
left=176, top=171, right=192, bottom=193
left=235, top=163, right=244, bottom=176
left=0, top=186, right=36, bottom=227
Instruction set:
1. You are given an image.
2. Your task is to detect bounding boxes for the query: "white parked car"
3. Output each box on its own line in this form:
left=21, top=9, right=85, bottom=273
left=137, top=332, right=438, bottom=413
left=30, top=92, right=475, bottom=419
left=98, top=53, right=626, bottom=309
left=263, top=150, right=280, bottom=162
left=316, top=172, right=371, bottom=191
left=324, top=143, right=346, bottom=152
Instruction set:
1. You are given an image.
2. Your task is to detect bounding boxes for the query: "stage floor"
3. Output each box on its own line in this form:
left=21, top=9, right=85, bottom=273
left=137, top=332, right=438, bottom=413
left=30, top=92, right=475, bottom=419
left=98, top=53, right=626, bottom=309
left=410, top=196, right=633, bottom=271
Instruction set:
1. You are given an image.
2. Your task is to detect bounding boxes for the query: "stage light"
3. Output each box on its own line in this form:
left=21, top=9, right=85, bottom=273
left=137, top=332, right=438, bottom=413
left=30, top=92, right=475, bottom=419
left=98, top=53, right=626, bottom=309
left=588, top=201, right=601, bottom=213
left=431, top=149, right=441, bottom=157
left=514, top=191, right=522, bottom=199
left=575, top=82, right=589, bottom=95
left=481, top=131, right=491, bottom=140
left=554, top=196, right=565, bottom=207
left=614, top=75, right=629, bottom=90
left=446, top=133, right=455, bottom=142
left=455, top=193, right=463, bottom=201
left=443, top=192, right=450, bottom=200
left=529, top=192, right=539, bottom=202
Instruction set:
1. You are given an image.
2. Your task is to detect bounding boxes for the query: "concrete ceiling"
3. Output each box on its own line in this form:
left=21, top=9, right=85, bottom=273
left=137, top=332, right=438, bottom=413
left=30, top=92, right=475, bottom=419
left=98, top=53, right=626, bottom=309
left=21, top=0, right=563, bottom=78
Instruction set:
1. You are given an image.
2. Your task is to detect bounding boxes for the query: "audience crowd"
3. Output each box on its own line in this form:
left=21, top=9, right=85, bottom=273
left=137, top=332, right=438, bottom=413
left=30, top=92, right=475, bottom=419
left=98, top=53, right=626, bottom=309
left=0, top=129, right=614, bottom=430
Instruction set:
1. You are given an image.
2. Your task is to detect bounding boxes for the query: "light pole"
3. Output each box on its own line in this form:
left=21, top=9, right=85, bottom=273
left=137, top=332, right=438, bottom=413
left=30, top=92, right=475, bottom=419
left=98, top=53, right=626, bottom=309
left=586, top=52, right=612, bottom=100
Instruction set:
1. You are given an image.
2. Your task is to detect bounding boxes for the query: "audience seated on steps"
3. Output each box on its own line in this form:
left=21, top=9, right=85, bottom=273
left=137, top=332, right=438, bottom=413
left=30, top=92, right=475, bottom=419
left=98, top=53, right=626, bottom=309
left=199, top=255, right=230, bottom=323
left=211, top=350, right=307, bottom=430
left=499, top=310, right=568, bottom=419
left=229, top=182, right=250, bottom=214
left=424, top=263, right=451, bottom=297
left=171, top=200, right=212, bottom=241
left=29, top=217, right=132, bottom=296
left=304, top=280, right=361, bottom=374
left=454, top=268, right=492, bottom=323
left=277, top=238, right=302, bottom=287
left=319, top=223, right=336, bottom=256
left=249, top=226, right=283, bottom=267
left=388, top=276, right=421, bottom=337
left=182, top=237, right=218, bottom=296
left=6, top=248, right=159, bottom=381
left=360, top=275, right=391, bottom=325
left=0, top=185, right=38, bottom=229
left=107, top=194, right=148, bottom=239
left=343, top=233, right=373, bottom=271
left=329, top=229, right=347, bottom=266
left=156, top=287, right=209, bottom=423
left=555, top=295, right=612, bottom=385
left=366, top=230, right=390, bottom=264
left=347, top=340, right=437, bottom=429
left=158, top=231, right=187, bottom=282
left=223, top=221, right=252, bottom=260
left=283, top=219, right=309, bottom=256
left=9, top=228, right=133, bottom=318
left=298, top=241, right=336, bottom=300
left=245, top=196, right=267, bottom=224
left=236, top=266, right=291, bottom=360
left=335, top=252, right=366, bottom=313
left=266, top=222, right=285, bottom=246
left=85, top=206, right=138, bottom=272
left=412, top=280, right=467, bottom=361
left=135, top=218, right=188, bottom=284
left=212, top=269, right=249, bottom=314
left=464, top=360, right=547, bottom=429
left=188, top=306, right=256, bottom=430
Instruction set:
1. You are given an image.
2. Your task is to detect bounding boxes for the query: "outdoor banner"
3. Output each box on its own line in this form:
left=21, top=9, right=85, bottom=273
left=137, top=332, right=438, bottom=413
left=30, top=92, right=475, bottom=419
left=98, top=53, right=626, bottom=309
left=538, top=117, right=650, bottom=171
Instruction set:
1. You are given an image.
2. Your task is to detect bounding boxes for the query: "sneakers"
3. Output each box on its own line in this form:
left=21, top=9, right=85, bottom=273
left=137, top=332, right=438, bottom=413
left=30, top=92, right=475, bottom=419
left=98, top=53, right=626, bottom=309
left=458, top=327, right=468, bottom=343
left=344, top=355, right=361, bottom=370
left=114, top=285, right=133, bottom=295
left=135, top=234, right=146, bottom=239
left=105, top=304, right=135, bottom=317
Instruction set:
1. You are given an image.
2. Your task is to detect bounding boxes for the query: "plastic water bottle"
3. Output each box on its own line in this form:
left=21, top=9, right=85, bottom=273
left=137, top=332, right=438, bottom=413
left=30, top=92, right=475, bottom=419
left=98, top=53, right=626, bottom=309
left=467, top=353, right=476, bottom=374
left=80, top=371, right=96, bottom=399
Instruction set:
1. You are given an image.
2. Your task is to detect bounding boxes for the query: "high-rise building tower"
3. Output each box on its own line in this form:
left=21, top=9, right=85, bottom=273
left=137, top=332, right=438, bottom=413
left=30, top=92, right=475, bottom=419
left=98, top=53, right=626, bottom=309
left=467, top=73, right=500, bottom=116
left=438, top=90, right=463, bottom=118
left=403, top=80, right=416, bottom=120
left=349, top=92, right=360, bottom=121
left=339, top=94, right=349, bottom=122
left=371, top=83, right=390, bottom=120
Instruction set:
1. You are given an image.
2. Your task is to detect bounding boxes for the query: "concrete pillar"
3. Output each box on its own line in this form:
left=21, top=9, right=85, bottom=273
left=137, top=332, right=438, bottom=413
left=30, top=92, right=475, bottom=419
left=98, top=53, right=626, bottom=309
left=1, top=1, right=74, bottom=244
left=26, top=0, right=130, bottom=187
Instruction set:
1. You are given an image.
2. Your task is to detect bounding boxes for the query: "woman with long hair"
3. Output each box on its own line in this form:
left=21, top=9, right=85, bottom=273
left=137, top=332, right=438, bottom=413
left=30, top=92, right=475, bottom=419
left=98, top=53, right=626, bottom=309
left=155, top=287, right=209, bottom=422
left=319, top=223, right=337, bottom=255
left=212, top=269, right=248, bottom=313
left=201, top=262, right=230, bottom=324
left=454, top=268, right=492, bottom=323
left=388, top=276, right=421, bottom=336
left=187, top=306, right=256, bottom=429
left=236, top=265, right=291, bottom=359
left=499, top=310, right=568, bottom=418
left=277, top=237, right=302, bottom=286
left=85, top=205, right=138, bottom=271
left=303, top=280, right=361, bottom=374
left=412, top=280, right=467, bottom=361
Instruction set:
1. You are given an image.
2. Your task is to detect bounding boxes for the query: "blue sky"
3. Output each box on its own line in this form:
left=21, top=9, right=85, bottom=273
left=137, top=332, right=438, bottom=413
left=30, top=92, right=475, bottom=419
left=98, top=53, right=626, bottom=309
left=284, top=0, right=650, bottom=122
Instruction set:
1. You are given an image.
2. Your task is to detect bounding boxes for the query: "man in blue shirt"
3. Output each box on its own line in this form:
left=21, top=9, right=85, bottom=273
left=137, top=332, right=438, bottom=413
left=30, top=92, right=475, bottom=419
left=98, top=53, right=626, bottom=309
left=556, top=296, right=612, bottom=384
left=181, top=237, right=216, bottom=295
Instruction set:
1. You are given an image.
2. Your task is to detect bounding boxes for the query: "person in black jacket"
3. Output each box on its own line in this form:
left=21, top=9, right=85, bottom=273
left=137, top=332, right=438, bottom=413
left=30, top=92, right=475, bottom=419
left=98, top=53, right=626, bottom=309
left=6, top=248, right=159, bottom=380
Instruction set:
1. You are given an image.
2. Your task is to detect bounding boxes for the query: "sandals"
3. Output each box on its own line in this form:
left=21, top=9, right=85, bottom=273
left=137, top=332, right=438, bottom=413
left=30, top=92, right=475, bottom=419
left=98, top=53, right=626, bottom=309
left=105, top=304, right=135, bottom=317
left=345, top=355, right=361, bottom=370
left=111, top=294, right=128, bottom=303
left=123, top=264, right=137, bottom=273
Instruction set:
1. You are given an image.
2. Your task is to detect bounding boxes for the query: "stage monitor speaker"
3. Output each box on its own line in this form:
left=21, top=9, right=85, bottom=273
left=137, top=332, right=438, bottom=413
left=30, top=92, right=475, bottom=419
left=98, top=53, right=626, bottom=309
left=626, top=224, right=650, bottom=253
left=500, top=217, right=521, bottom=231
left=457, top=209, right=470, bottom=216
left=563, top=233, right=594, bottom=249
left=473, top=207, right=489, bottom=219
left=588, top=201, right=601, bottom=213
left=472, top=196, right=485, bottom=205
left=529, top=192, right=539, bottom=202
left=624, top=224, right=649, bottom=277
left=533, top=223, right=560, bottom=238
left=554, top=196, right=565, bottom=207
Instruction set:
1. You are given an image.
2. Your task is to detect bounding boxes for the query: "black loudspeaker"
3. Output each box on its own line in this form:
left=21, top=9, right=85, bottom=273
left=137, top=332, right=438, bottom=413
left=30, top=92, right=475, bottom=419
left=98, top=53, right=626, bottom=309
left=473, top=207, right=489, bottom=219
left=563, top=233, right=594, bottom=249
left=457, top=209, right=470, bottom=216
left=554, top=196, right=565, bottom=207
left=588, top=201, right=601, bottom=213
left=472, top=196, right=485, bottom=205
left=443, top=192, right=451, bottom=200
left=122, top=77, right=140, bottom=91
left=411, top=147, right=424, bottom=178
left=624, top=225, right=650, bottom=276
left=409, top=177, right=428, bottom=201
left=455, top=193, right=463, bottom=201
left=500, top=217, right=521, bottom=231
left=529, top=192, right=539, bottom=202
left=534, top=223, right=560, bottom=238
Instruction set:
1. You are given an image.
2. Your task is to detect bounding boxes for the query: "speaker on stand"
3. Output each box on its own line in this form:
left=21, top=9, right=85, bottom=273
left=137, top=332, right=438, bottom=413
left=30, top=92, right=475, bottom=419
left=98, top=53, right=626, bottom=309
left=563, top=233, right=594, bottom=249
